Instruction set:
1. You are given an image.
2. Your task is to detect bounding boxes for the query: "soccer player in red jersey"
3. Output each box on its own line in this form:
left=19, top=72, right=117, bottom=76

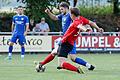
left=35, top=7, right=103, bottom=73
left=56, top=7, right=103, bottom=73
left=35, top=2, right=95, bottom=72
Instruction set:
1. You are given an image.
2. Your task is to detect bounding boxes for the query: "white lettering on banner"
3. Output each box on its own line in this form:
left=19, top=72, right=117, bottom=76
left=76, top=37, right=81, bottom=47
left=114, top=37, right=120, bottom=47
left=0, top=36, right=52, bottom=52
left=81, top=37, right=91, bottom=47
left=99, top=37, right=104, bottom=47
left=92, top=37, right=98, bottom=47
left=105, top=37, right=111, bottom=47
left=76, top=36, right=113, bottom=48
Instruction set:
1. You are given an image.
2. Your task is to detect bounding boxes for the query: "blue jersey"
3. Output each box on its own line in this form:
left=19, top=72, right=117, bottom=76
left=12, top=14, right=29, bottom=35
left=57, top=13, right=76, bottom=54
left=57, top=13, right=72, bottom=34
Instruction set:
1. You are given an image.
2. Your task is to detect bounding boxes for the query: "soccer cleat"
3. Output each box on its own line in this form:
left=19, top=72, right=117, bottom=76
left=88, top=65, right=95, bottom=71
left=77, top=66, right=85, bottom=74
left=57, top=66, right=63, bottom=70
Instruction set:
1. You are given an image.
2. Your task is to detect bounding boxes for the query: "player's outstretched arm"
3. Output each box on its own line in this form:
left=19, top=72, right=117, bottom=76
left=77, top=24, right=87, bottom=32
left=45, top=8, right=58, bottom=20
left=89, top=21, right=104, bottom=33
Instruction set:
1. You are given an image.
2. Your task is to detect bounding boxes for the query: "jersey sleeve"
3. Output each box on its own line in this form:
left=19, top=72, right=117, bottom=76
left=81, top=16, right=89, bottom=25
left=62, top=23, right=74, bottom=43
left=56, top=14, right=62, bottom=21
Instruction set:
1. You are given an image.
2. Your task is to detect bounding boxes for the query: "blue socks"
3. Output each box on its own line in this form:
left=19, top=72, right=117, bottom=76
left=9, top=46, right=13, bottom=54
left=8, top=46, right=25, bottom=55
left=8, top=46, right=13, bottom=60
left=21, top=47, right=25, bottom=59
left=21, top=47, right=25, bottom=55
left=8, top=46, right=25, bottom=59
left=75, top=57, right=87, bottom=66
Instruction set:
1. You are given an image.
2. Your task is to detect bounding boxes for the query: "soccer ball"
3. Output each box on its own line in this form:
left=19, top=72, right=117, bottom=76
left=35, top=64, right=46, bottom=72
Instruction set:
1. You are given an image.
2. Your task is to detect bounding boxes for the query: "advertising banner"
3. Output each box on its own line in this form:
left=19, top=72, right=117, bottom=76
left=52, top=36, right=120, bottom=51
left=0, top=35, right=52, bottom=52
left=0, top=35, right=120, bottom=52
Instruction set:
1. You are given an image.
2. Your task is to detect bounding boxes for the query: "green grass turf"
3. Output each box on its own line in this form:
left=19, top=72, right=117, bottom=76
left=0, top=53, right=120, bottom=80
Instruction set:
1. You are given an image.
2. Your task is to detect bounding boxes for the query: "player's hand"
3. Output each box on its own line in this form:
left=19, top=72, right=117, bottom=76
left=24, top=32, right=27, bottom=36
left=86, top=29, right=92, bottom=35
left=45, top=8, right=50, bottom=14
left=98, top=28, right=104, bottom=33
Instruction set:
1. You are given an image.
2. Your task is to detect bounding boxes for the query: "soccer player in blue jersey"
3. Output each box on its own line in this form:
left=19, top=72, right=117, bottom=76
left=7, top=6, right=29, bottom=60
left=35, top=2, right=94, bottom=71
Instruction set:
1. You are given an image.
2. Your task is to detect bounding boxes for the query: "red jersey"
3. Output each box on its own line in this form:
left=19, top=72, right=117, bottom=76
left=61, top=16, right=89, bottom=45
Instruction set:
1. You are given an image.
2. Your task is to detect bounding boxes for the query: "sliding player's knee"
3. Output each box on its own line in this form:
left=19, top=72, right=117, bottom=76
left=58, top=57, right=66, bottom=67
left=58, top=61, right=64, bottom=67
left=51, top=48, right=58, bottom=55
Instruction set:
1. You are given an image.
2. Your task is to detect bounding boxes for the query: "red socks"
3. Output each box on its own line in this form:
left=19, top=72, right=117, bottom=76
left=40, top=54, right=78, bottom=73
left=62, top=62, right=78, bottom=72
left=40, top=54, right=55, bottom=65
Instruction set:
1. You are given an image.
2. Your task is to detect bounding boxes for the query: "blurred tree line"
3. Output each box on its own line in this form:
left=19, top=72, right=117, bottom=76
left=0, top=0, right=120, bottom=32
left=17, top=0, right=62, bottom=32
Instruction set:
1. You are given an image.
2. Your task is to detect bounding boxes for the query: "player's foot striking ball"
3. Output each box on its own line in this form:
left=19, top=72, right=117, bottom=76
left=34, top=61, right=46, bottom=72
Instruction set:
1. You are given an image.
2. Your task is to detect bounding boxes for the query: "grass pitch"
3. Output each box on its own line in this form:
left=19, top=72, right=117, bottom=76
left=0, top=53, right=120, bottom=80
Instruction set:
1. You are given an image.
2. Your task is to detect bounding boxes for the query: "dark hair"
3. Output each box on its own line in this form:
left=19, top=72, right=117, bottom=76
left=59, top=2, right=69, bottom=9
left=70, top=7, right=80, bottom=17
left=17, top=6, right=23, bottom=8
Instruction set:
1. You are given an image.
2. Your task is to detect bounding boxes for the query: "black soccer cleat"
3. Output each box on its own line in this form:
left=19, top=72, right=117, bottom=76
left=57, top=66, right=63, bottom=70
left=88, top=65, right=95, bottom=71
